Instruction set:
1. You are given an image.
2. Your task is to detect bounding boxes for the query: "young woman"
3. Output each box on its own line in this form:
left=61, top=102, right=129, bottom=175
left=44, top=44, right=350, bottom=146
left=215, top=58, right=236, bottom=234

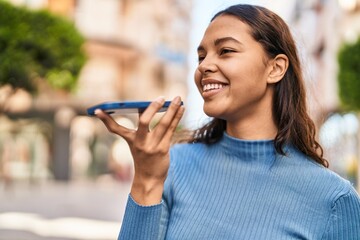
left=95, top=4, right=360, bottom=240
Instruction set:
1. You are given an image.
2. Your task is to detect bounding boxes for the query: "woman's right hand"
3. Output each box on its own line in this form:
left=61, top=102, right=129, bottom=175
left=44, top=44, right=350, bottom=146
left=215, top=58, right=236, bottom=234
left=95, top=96, right=185, bottom=205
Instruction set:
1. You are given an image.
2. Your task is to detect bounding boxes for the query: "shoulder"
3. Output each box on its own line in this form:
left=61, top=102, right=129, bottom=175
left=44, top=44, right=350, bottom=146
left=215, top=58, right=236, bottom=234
left=169, top=142, right=208, bottom=164
left=322, top=181, right=360, bottom=238
left=169, top=141, right=223, bottom=171
left=281, top=146, right=357, bottom=202
left=170, top=141, right=205, bottom=153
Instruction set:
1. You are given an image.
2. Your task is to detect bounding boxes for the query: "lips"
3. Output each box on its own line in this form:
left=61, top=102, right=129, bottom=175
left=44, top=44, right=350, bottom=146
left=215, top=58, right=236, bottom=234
left=201, top=79, right=228, bottom=92
left=201, top=79, right=228, bottom=98
left=203, top=83, right=225, bottom=92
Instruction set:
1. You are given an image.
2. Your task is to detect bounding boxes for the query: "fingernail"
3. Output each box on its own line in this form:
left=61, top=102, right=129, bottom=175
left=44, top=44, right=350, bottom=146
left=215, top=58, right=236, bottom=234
left=94, top=109, right=101, bottom=115
left=173, top=96, right=181, bottom=105
left=155, top=96, right=165, bottom=104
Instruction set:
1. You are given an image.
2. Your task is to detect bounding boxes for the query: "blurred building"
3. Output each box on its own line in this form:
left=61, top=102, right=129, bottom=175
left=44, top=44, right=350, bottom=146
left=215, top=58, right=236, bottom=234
left=75, top=0, right=190, bottom=104
left=289, top=0, right=360, bottom=122
left=2, top=0, right=192, bottom=181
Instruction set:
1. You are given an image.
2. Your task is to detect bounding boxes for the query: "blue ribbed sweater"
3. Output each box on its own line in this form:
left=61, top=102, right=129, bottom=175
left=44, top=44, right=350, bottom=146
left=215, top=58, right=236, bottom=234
left=118, top=133, right=360, bottom=239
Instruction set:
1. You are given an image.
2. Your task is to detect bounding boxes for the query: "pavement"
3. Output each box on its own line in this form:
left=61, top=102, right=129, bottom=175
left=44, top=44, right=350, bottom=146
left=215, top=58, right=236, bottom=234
left=0, top=176, right=131, bottom=240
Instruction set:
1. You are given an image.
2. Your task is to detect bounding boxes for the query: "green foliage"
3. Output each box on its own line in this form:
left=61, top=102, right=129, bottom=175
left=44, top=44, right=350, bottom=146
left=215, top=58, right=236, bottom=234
left=0, top=0, right=86, bottom=93
left=338, top=36, right=360, bottom=111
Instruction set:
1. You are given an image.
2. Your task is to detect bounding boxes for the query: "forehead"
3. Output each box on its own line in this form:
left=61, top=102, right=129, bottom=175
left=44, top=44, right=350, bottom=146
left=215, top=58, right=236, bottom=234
left=200, top=15, right=253, bottom=44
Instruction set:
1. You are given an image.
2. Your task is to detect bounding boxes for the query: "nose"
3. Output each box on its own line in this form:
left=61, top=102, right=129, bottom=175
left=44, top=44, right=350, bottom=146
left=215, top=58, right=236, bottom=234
left=197, top=57, right=217, bottom=75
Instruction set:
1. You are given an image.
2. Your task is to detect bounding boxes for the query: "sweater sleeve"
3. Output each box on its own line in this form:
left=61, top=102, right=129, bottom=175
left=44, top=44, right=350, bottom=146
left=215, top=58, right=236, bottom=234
left=117, top=152, right=176, bottom=240
left=323, top=186, right=360, bottom=240
left=118, top=195, right=163, bottom=240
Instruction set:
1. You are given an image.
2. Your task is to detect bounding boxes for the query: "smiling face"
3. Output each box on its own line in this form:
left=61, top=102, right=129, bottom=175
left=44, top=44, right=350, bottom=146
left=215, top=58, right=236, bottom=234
left=195, top=14, right=276, bottom=126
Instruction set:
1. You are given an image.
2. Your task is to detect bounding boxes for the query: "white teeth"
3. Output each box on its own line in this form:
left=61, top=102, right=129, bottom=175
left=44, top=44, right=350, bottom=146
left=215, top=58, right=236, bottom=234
left=203, top=83, right=224, bottom=92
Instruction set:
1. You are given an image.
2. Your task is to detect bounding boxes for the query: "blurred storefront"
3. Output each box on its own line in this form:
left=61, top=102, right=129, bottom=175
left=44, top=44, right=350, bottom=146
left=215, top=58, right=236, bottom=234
left=0, top=115, right=52, bottom=182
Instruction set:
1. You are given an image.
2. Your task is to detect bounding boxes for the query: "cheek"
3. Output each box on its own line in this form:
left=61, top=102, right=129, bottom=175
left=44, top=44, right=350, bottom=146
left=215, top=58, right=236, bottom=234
left=227, top=66, right=269, bottom=98
left=194, top=69, right=202, bottom=93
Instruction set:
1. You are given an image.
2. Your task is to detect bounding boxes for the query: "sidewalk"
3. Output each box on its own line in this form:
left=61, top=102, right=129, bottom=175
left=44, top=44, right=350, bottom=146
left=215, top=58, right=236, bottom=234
left=0, top=176, right=131, bottom=240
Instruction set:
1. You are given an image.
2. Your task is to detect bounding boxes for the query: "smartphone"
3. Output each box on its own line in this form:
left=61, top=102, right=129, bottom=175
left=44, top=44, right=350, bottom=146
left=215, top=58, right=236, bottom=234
left=87, top=100, right=183, bottom=116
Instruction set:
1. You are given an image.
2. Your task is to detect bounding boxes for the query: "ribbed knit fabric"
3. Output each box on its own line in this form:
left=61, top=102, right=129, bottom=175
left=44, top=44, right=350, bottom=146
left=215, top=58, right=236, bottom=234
left=118, top=133, right=360, bottom=240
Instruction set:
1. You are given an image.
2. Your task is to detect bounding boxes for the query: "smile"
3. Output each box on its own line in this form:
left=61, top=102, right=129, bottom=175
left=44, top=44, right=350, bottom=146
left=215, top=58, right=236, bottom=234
left=203, top=83, right=226, bottom=92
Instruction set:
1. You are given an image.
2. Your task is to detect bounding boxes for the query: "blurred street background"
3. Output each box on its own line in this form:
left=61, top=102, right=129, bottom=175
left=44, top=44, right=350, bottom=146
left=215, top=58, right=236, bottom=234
left=1, top=0, right=360, bottom=239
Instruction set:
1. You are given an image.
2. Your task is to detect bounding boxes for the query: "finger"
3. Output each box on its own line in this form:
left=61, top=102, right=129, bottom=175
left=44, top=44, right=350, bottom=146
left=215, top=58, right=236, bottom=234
left=160, top=105, right=185, bottom=145
left=152, top=96, right=183, bottom=140
left=95, top=109, right=133, bottom=140
left=137, top=96, right=166, bottom=135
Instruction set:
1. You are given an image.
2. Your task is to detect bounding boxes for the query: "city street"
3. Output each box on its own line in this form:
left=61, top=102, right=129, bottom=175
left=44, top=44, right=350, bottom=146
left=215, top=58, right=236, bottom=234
left=0, top=176, right=131, bottom=240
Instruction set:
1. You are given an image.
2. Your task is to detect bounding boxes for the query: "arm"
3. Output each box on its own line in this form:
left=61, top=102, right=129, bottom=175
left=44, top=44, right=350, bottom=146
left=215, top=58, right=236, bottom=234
left=118, top=168, right=174, bottom=240
left=118, top=160, right=175, bottom=240
left=95, top=96, right=184, bottom=239
left=323, top=186, right=360, bottom=240
left=118, top=195, right=163, bottom=240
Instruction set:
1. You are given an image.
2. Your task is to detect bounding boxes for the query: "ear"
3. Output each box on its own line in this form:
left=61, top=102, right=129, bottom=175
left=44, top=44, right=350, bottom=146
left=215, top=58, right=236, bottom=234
left=267, top=54, right=289, bottom=84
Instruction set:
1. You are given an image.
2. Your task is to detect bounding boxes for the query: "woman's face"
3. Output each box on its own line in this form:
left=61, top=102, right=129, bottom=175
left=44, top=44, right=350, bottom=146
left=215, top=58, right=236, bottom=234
left=194, top=14, right=275, bottom=123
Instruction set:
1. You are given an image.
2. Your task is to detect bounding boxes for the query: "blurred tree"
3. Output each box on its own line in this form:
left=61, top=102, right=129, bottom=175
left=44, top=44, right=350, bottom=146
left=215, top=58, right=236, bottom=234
left=338, top=36, right=360, bottom=111
left=0, top=0, right=85, bottom=97
left=337, top=36, right=360, bottom=191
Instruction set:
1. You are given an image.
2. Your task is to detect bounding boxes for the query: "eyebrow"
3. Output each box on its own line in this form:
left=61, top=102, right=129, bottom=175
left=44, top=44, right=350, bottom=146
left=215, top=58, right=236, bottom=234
left=197, top=37, right=242, bottom=52
left=214, top=37, right=242, bottom=46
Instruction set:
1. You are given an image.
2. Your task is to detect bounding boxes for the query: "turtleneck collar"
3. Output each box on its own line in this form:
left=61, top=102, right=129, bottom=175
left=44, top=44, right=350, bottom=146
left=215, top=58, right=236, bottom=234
left=219, top=132, right=277, bottom=165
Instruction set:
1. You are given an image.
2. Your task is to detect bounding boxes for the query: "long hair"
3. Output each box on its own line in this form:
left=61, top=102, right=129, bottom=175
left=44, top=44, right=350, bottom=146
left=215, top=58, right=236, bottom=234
left=189, top=4, right=328, bottom=167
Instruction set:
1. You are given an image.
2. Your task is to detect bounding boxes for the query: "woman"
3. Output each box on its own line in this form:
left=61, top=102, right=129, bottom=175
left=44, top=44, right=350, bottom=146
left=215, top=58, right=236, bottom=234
left=95, top=4, right=360, bottom=240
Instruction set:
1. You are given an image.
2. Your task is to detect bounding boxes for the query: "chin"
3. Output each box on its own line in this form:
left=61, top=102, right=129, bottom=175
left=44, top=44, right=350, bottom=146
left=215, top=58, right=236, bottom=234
left=203, top=107, right=223, bottom=119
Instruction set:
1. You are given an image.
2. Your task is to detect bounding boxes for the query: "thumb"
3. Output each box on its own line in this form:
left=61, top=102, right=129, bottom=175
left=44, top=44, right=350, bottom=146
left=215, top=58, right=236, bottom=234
left=95, top=109, right=133, bottom=141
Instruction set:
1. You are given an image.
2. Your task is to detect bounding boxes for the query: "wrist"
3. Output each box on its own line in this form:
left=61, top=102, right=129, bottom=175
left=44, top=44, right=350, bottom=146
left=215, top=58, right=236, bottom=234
left=130, top=176, right=165, bottom=206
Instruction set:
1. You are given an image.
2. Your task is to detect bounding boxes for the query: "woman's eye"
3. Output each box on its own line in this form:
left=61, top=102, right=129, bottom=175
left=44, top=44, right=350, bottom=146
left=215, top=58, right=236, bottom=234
left=220, top=49, right=234, bottom=55
left=198, top=56, right=205, bottom=63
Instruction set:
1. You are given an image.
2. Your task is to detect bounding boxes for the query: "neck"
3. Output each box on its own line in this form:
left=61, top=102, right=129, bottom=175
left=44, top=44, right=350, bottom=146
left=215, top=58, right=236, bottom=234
left=226, top=107, right=277, bottom=140
left=225, top=85, right=278, bottom=140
